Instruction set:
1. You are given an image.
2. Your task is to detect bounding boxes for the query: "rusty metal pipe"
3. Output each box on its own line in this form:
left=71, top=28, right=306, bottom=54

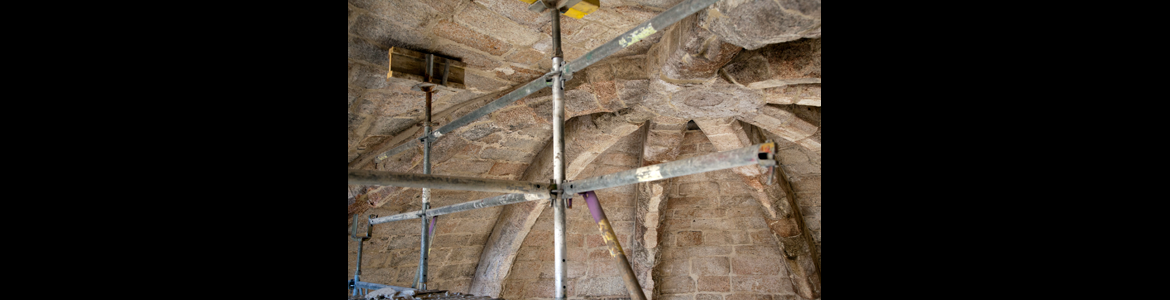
left=579, top=191, right=646, bottom=300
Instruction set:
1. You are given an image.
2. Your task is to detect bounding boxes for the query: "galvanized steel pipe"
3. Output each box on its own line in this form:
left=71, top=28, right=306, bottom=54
left=371, top=0, right=722, bottom=166
left=347, top=170, right=550, bottom=195
left=550, top=4, right=568, bottom=299
left=369, top=192, right=550, bottom=225
left=563, top=143, right=776, bottom=196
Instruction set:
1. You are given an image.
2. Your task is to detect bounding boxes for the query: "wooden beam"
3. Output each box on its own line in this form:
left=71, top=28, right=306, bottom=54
left=387, top=47, right=468, bottom=90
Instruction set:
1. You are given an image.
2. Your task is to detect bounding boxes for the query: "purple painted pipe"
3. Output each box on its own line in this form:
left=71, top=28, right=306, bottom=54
left=578, top=190, right=648, bottom=300
left=428, top=216, right=437, bottom=237
left=581, top=191, right=604, bottom=223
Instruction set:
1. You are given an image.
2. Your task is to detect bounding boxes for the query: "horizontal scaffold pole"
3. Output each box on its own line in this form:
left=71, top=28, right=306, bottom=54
left=369, top=192, right=550, bottom=225
left=370, top=0, right=723, bottom=165
left=348, top=170, right=550, bottom=195
left=562, top=143, right=776, bottom=196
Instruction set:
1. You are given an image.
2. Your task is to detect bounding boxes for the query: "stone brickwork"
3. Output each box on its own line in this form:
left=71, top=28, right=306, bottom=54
left=348, top=189, right=503, bottom=293
left=653, top=130, right=800, bottom=300
left=350, top=3, right=823, bottom=299
left=498, top=128, right=645, bottom=300
left=759, top=107, right=821, bottom=262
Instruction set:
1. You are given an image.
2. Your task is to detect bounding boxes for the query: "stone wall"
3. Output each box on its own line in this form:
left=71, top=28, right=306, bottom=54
left=654, top=130, right=799, bottom=300
left=760, top=106, right=820, bottom=261
left=498, top=123, right=645, bottom=300
left=348, top=190, right=505, bottom=293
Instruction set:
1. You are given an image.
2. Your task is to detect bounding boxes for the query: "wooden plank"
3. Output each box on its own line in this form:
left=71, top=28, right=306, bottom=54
left=387, top=47, right=467, bottom=90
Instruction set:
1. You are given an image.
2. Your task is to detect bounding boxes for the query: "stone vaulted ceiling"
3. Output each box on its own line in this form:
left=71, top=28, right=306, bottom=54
left=349, top=0, right=820, bottom=299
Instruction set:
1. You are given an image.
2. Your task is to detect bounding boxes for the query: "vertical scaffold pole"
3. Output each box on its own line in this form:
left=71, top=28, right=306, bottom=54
left=352, top=214, right=373, bottom=297
left=549, top=2, right=568, bottom=300
left=580, top=191, right=647, bottom=300
left=416, top=53, right=435, bottom=290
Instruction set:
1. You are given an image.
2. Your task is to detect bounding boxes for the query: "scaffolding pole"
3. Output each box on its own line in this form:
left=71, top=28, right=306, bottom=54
left=548, top=1, right=569, bottom=299
left=370, top=192, right=550, bottom=225
left=369, top=0, right=723, bottom=166
left=580, top=191, right=647, bottom=300
left=563, top=143, right=776, bottom=196
left=417, top=55, right=435, bottom=290
left=363, top=143, right=774, bottom=224
left=351, top=214, right=373, bottom=297
left=347, top=170, right=550, bottom=195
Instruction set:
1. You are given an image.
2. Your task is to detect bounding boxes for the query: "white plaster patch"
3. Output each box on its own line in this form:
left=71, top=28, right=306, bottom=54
left=636, top=165, right=664, bottom=181
left=494, top=66, right=516, bottom=75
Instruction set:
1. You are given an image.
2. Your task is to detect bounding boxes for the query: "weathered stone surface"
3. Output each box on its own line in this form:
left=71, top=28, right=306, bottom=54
left=362, top=0, right=440, bottom=28
left=349, top=35, right=389, bottom=67
left=463, top=71, right=511, bottom=93
left=351, top=14, right=432, bottom=50
left=564, top=88, right=605, bottom=117
left=722, top=38, right=820, bottom=89
left=726, top=294, right=770, bottom=300
left=730, top=275, right=792, bottom=294
left=677, top=230, right=703, bottom=246
left=692, top=256, right=730, bottom=275
left=659, top=82, right=764, bottom=119
left=659, top=275, right=695, bottom=294
left=624, top=0, right=684, bottom=10
left=480, top=0, right=551, bottom=29
left=350, top=63, right=390, bottom=90
left=696, top=276, right=730, bottom=292
left=348, top=3, right=824, bottom=298
left=578, top=276, right=627, bottom=296
left=583, top=8, right=639, bottom=32
left=764, top=84, right=820, bottom=106
left=421, top=0, right=466, bottom=15
left=741, top=105, right=818, bottom=151
left=612, top=55, right=650, bottom=80
left=696, top=294, right=724, bottom=300
left=434, top=20, right=513, bottom=56
left=493, top=65, right=544, bottom=83
left=617, top=79, right=651, bottom=108
left=455, top=3, right=541, bottom=46
left=434, top=42, right=502, bottom=71
left=700, top=0, right=820, bottom=51
left=645, top=13, right=743, bottom=83
left=506, top=48, right=546, bottom=67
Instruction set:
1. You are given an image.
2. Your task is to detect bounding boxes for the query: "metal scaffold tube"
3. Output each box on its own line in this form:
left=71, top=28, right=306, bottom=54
left=370, top=192, right=550, bottom=225
left=351, top=214, right=374, bottom=297
left=369, top=0, right=722, bottom=166
left=580, top=191, right=647, bottom=300
left=347, top=170, right=550, bottom=195
left=563, top=143, right=777, bottom=196
left=549, top=1, right=568, bottom=299
left=417, top=56, right=435, bottom=290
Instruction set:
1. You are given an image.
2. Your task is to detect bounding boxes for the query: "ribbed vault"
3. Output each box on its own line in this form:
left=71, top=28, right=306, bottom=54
left=349, top=0, right=821, bottom=299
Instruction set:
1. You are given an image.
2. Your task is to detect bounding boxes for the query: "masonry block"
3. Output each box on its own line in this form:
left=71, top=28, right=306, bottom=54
left=726, top=294, right=771, bottom=300
left=659, top=275, right=695, bottom=294
left=697, top=276, right=730, bottom=292
left=701, top=0, right=819, bottom=50
left=351, top=14, right=431, bottom=50
left=677, top=231, right=703, bottom=246
left=434, top=20, right=513, bottom=56
left=456, top=3, right=541, bottom=46
left=732, top=256, right=784, bottom=276
left=730, top=275, right=792, bottom=294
